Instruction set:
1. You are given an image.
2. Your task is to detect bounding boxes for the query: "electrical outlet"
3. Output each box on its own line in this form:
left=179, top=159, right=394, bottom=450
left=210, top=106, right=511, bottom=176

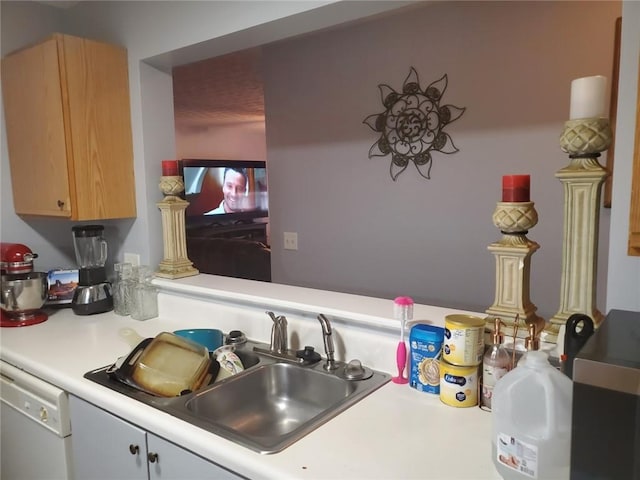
left=124, top=252, right=141, bottom=266
left=283, top=232, right=298, bottom=250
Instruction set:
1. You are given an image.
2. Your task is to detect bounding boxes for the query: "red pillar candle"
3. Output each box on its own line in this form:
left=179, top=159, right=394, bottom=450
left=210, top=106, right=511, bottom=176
left=161, top=160, right=179, bottom=176
left=502, top=175, right=530, bottom=202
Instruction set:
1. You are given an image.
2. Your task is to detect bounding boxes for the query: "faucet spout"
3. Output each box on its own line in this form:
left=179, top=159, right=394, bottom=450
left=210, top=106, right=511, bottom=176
left=267, top=311, right=288, bottom=354
left=317, top=314, right=337, bottom=371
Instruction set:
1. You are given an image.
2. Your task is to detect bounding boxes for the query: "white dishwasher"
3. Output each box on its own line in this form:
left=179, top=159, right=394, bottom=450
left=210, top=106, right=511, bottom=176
left=0, top=360, right=73, bottom=480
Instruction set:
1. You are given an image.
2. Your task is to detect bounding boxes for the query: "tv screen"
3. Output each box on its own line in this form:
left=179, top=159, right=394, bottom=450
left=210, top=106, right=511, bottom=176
left=180, top=159, right=269, bottom=226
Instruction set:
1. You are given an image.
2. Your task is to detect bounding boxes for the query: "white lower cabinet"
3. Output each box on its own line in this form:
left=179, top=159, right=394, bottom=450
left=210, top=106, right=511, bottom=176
left=69, top=395, right=242, bottom=480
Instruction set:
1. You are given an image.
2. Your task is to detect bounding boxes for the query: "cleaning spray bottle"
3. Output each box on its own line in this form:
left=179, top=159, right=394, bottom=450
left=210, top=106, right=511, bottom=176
left=392, top=296, right=413, bottom=384
left=481, top=318, right=511, bottom=411
left=491, top=323, right=573, bottom=480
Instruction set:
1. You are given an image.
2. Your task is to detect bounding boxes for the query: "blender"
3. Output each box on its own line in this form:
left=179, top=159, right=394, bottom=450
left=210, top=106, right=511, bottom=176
left=71, top=225, right=113, bottom=315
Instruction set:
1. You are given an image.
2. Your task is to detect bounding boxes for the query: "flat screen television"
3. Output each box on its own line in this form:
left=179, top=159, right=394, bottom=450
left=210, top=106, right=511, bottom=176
left=179, top=159, right=269, bottom=226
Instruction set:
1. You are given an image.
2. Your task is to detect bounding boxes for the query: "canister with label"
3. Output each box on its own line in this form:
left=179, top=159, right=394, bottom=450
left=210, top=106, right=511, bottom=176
left=440, top=361, right=479, bottom=407
left=409, top=324, right=444, bottom=394
left=443, top=314, right=485, bottom=366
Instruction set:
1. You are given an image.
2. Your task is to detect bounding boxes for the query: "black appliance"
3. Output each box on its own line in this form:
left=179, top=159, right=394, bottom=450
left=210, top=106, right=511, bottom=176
left=570, top=309, right=640, bottom=479
left=71, top=225, right=113, bottom=315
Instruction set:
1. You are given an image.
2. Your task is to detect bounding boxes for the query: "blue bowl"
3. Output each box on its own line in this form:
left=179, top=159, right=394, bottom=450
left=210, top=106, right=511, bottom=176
left=173, top=329, right=224, bottom=352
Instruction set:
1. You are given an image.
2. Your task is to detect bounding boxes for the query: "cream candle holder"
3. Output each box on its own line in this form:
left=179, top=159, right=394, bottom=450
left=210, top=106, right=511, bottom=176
left=486, top=201, right=545, bottom=340
left=546, top=117, right=611, bottom=340
left=155, top=175, right=199, bottom=279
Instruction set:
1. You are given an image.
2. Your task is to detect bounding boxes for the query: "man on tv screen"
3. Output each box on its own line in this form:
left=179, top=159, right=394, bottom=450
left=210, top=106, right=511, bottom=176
left=205, top=167, right=248, bottom=215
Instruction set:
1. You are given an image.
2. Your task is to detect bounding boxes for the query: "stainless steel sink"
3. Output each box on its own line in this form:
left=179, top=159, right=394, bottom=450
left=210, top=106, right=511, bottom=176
left=186, top=362, right=361, bottom=452
left=85, top=341, right=390, bottom=454
left=165, top=355, right=390, bottom=453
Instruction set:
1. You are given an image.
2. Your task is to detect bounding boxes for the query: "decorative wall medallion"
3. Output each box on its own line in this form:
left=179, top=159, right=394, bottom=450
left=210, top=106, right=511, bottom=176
left=364, top=68, right=465, bottom=180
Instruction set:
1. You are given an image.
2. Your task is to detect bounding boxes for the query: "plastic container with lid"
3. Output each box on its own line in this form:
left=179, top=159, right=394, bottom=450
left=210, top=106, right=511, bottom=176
left=491, top=350, right=572, bottom=479
left=409, top=324, right=444, bottom=394
left=131, top=332, right=212, bottom=396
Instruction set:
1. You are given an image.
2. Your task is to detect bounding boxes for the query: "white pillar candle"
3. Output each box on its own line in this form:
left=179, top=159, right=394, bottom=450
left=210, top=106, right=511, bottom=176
left=569, top=75, right=607, bottom=120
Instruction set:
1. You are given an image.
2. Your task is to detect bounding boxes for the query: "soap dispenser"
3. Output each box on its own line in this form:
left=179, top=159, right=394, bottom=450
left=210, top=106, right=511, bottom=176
left=517, top=323, right=539, bottom=367
left=524, top=323, right=539, bottom=352
left=481, top=318, right=512, bottom=411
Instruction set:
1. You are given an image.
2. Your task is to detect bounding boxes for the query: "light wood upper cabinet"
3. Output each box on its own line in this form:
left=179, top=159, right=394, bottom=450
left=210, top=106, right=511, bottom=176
left=629, top=66, right=640, bottom=256
left=1, top=33, right=136, bottom=220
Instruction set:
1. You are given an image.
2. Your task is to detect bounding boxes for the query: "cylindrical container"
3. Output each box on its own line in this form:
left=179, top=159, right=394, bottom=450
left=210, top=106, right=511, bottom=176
left=130, top=266, right=158, bottom=321
left=409, top=324, right=444, bottom=394
left=443, top=314, right=485, bottom=366
left=113, top=262, right=134, bottom=316
left=492, top=350, right=573, bottom=479
left=439, top=361, right=479, bottom=407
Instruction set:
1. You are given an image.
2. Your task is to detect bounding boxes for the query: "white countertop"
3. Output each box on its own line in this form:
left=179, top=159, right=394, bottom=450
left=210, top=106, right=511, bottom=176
left=1, top=275, right=502, bottom=480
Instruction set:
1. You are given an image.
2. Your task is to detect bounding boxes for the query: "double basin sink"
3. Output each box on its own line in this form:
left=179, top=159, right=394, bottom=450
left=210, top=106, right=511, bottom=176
left=86, top=341, right=390, bottom=454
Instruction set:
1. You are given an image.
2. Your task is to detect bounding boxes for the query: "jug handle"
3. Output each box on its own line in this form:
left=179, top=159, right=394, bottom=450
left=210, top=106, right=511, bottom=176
left=563, top=314, right=594, bottom=379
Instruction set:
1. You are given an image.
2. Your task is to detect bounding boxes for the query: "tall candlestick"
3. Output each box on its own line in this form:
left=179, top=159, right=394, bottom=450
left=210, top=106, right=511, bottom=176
left=548, top=114, right=612, bottom=340
left=162, top=159, right=179, bottom=176
left=569, top=76, right=607, bottom=120
left=502, top=175, right=530, bottom=202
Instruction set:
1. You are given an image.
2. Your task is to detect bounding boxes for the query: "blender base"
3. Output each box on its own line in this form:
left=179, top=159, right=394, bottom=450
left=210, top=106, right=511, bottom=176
left=71, top=283, right=113, bottom=315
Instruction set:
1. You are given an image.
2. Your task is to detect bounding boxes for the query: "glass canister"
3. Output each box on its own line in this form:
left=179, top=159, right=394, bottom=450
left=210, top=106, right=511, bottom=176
left=130, top=265, right=158, bottom=321
left=113, top=262, right=134, bottom=316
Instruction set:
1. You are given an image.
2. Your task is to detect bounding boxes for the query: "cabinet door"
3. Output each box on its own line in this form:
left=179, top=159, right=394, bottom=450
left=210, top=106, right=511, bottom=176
left=1, top=38, right=72, bottom=217
left=69, top=396, right=148, bottom=480
left=1, top=34, right=136, bottom=220
left=147, top=434, right=242, bottom=480
left=60, top=34, right=136, bottom=220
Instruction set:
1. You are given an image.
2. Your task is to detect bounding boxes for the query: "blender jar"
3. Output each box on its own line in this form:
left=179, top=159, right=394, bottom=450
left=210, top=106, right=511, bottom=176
left=72, top=225, right=108, bottom=269
left=72, top=225, right=109, bottom=287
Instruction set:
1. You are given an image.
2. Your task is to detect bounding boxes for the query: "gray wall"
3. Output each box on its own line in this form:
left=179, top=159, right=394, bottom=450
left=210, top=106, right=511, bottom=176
left=607, top=0, right=640, bottom=312
left=1, top=1, right=638, bottom=316
left=264, top=1, right=620, bottom=318
left=0, top=2, right=79, bottom=269
left=0, top=0, right=358, bottom=271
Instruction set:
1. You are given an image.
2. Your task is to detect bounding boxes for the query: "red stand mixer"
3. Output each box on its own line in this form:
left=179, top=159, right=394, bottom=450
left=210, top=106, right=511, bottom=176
left=1, top=243, right=49, bottom=327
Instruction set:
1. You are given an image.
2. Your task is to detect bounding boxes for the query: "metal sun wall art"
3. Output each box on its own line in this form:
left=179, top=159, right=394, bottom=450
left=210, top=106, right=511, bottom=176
left=364, top=68, right=466, bottom=181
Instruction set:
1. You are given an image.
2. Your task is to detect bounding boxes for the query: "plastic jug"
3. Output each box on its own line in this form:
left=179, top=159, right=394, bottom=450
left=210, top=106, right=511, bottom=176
left=491, top=350, right=572, bottom=479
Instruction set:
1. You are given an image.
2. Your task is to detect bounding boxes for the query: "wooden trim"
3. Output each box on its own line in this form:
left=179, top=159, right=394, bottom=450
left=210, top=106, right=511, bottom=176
left=629, top=59, right=640, bottom=256
left=604, top=17, right=622, bottom=208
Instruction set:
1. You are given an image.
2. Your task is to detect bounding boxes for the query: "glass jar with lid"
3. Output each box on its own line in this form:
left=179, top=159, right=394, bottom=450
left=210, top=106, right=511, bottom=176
left=130, top=265, right=158, bottom=321
left=113, top=262, right=134, bottom=316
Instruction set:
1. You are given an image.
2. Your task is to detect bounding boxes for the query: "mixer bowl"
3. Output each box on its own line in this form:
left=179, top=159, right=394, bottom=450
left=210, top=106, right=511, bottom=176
left=1, top=272, right=48, bottom=313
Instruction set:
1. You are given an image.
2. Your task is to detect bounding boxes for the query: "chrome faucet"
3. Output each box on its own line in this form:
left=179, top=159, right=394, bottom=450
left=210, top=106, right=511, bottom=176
left=267, top=311, right=288, bottom=354
left=317, top=314, right=338, bottom=371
